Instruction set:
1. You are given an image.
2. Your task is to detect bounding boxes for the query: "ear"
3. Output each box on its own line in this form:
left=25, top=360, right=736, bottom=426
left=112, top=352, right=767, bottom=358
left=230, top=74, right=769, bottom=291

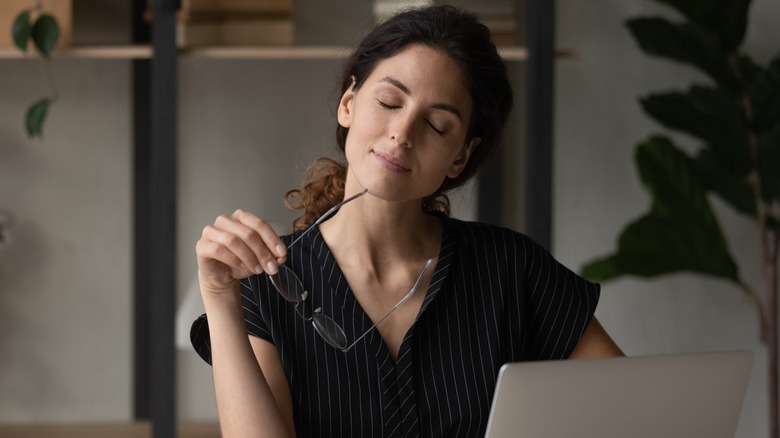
left=337, top=77, right=357, bottom=128
left=447, top=137, right=481, bottom=178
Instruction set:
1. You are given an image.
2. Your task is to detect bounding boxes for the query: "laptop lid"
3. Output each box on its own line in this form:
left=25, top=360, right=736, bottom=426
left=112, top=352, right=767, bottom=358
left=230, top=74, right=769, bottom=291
left=484, top=350, right=754, bottom=438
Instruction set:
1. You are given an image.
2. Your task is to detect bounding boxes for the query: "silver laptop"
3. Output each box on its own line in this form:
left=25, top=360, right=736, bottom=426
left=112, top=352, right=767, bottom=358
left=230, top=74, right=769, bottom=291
left=485, top=350, right=754, bottom=438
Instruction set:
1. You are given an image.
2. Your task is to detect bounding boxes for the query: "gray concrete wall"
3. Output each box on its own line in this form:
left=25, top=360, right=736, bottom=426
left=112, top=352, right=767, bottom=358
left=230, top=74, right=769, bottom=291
left=0, top=58, right=133, bottom=421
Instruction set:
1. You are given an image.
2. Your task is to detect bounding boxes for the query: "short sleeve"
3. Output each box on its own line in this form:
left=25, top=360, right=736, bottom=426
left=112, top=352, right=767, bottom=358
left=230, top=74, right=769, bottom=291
left=240, top=275, right=274, bottom=340
left=521, top=237, right=600, bottom=360
left=190, top=275, right=275, bottom=365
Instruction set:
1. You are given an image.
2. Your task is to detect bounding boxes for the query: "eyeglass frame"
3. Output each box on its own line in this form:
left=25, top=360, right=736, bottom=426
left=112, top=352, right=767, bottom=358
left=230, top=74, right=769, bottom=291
left=268, top=189, right=433, bottom=352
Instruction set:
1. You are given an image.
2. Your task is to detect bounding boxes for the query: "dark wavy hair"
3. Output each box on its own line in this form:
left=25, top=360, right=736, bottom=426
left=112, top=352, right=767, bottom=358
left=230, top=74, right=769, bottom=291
left=286, top=5, right=513, bottom=230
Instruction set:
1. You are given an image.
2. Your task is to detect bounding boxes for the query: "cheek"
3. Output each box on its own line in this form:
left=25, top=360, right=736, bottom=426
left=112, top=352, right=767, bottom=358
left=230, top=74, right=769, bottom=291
left=354, top=105, right=393, bottom=133
left=421, top=147, right=457, bottom=175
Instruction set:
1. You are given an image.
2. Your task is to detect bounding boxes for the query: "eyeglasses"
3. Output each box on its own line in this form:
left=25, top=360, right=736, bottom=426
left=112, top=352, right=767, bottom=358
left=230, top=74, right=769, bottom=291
left=269, top=189, right=433, bottom=352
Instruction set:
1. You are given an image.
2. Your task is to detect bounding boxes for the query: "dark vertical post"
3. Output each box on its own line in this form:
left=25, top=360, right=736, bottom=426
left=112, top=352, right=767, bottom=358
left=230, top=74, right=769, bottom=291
left=133, top=0, right=178, bottom=436
left=525, top=0, right=555, bottom=250
left=131, top=0, right=151, bottom=422
left=149, top=0, right=178, bottom=437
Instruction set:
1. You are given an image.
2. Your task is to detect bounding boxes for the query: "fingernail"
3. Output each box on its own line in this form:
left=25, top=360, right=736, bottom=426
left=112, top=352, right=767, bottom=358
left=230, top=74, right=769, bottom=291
left=254, top=265, right=263, bottom=275
left=276, top=244, right=287, bottom=257
left=266, top=260, right=279, bottom=275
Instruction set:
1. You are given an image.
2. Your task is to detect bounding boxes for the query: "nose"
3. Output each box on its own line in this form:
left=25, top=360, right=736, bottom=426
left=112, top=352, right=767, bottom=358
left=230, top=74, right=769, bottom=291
left=388, top=112, right=415, bottom=148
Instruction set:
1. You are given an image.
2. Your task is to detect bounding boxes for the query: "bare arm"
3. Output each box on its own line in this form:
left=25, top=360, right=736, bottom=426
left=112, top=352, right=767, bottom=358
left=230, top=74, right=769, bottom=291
left=203, top=292, right=292, bottom=437
left=569, top=317, right=624, bottom=359
left=196, top=210, right=295, bottom=437
left=250, top=336, right=296, bottom=436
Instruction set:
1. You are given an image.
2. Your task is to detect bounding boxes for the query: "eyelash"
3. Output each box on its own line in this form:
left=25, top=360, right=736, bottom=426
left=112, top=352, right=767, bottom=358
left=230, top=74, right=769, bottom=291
left=377, top=100, right=446, bottom=136
left=426, top=121, right=445, bottom=136
left=378, top=100, right=399, bottom=110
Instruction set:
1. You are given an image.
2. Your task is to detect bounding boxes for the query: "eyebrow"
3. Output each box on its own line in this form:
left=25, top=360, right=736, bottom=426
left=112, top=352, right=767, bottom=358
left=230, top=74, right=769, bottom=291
left=379, top=76, right=462, bottom=120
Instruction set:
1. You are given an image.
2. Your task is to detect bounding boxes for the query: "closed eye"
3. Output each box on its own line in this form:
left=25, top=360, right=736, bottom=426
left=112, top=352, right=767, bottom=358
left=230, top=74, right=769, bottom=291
left=377, top=99, right=445, bottom=135
left=377, top=100, right=400, bottom=109
left=426, top=120, right=445, bottom=136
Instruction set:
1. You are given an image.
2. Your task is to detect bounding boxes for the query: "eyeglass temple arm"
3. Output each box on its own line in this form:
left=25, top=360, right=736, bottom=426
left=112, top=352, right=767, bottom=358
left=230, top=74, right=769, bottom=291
left=285, top=189, right=369, bottom=249
left=344, top=258, right=433, bottom=351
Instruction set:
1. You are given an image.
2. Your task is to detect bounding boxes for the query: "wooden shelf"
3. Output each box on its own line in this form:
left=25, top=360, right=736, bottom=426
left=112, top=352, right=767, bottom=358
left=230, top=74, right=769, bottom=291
left=179, top=45, right=351, bottom=59
left=0, top=45, right=152, bottom=59
left=181, top=45, right=534, bottom=61
left=0, top=44, right=579, bottom=61
left=178, top=45, right=580, bottom=61
left=499, top=46, right=527, bottom=61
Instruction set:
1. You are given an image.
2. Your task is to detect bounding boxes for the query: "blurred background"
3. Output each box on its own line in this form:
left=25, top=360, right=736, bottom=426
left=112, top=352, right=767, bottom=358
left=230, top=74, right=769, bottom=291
left=0, top=0, right=777, bottom=436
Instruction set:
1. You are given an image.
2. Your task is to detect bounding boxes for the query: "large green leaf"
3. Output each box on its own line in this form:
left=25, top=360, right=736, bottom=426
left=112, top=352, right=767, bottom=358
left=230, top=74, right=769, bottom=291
left=583, top=213, right=739, bottom=282
left=716, top=0, right=752, bottom=52
left=650, top=0, right=718, bottom=28
left=31, top=13, right=59, bottom=57
left=626, top=18, right=736, bottom=89
left=640, top=86, right=751, bottom=175
left=694, top=149, right=756, bottom=216
left=649, top=0, right=751, bottom=51
left=581, top=256, right=623, bottom=283
left=26, top=98, right=51, bottom=138
left=750, top=54, right=780, bottom=130
left=759, top=123, right=780, bottom=201
left=582, top=137, right=738, bottom=283
left=635, top=137, right=710, bottom=217
left=11, top=9, right=32, bottom=52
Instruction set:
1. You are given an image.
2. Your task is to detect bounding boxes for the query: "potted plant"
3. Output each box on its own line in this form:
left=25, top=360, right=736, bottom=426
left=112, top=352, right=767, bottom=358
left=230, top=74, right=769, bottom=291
left=9, top=0, right=63, bottom=138
left=581, top=0, right=780, bottom=436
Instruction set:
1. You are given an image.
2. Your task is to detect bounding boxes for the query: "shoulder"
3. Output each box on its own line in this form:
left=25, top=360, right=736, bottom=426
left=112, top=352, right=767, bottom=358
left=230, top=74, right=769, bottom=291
left=439, top=215, right=578, bottom=284
left=441, top=214, right=542, bottom=258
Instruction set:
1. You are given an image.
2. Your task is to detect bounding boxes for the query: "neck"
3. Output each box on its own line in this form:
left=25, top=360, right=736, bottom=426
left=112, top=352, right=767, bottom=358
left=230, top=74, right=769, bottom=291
left=318, top=186, right=441, bottom=273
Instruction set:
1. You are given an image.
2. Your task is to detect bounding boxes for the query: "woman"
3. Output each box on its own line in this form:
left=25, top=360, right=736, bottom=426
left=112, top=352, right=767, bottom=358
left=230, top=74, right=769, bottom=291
left=192, top=5, right=623, bottom=437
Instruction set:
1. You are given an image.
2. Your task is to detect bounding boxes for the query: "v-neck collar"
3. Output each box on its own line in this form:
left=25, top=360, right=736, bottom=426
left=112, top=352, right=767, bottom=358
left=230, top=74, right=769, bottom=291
left=302, top=212, right=458, bottom=362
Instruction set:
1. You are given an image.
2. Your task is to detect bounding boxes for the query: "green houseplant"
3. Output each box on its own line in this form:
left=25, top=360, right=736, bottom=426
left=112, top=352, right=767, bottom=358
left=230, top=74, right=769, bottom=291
left=581, top=0, right=780, bottom=436
left=11, top=0, right=60, bottom=138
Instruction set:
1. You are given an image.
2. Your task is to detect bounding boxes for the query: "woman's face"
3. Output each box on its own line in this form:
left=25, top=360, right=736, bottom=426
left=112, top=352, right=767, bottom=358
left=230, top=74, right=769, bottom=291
left=337, top=44, right=479, bottom=203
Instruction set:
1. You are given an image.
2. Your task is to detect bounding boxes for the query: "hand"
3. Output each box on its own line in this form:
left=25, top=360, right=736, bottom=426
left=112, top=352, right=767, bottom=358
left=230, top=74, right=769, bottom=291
left=196, top=209, right=287, bottom=295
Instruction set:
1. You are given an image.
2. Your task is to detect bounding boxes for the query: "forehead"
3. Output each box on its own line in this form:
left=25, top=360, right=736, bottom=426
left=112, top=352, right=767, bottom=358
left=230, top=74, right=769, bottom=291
left=365, top=45, right=472, bottom=108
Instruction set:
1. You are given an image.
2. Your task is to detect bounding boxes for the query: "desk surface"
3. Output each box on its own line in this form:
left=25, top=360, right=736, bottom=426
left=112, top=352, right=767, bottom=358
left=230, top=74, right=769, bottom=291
left=0, top=421, right=220, bottom=438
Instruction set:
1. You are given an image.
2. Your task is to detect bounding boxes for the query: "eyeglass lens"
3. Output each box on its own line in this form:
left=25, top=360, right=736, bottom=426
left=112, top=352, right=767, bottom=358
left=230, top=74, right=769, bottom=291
left=269, top=265, right=306, bottom=302
left=272, top=264, right=352, bottom=350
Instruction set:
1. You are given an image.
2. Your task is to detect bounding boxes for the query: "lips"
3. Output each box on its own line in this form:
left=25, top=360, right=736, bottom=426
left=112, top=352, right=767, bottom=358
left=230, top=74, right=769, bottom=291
left=373, top=151, right=411, bottom=173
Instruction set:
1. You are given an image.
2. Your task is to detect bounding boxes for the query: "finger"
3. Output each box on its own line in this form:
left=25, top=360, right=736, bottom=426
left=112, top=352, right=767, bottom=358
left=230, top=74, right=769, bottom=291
left=203, top=220, right=273, bottom=275
left=232, top=209, right=288, bottom=267
left=195, top=237, right=246, bottom=273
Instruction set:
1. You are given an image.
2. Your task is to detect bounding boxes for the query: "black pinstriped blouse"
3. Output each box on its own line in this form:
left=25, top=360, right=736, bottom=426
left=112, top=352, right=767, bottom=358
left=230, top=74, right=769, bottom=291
left=191, top=213, right=600, bottom=438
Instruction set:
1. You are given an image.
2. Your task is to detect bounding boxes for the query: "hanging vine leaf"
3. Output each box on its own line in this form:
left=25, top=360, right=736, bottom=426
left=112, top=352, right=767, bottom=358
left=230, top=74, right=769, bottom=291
left=13, top=10, right=61, bottom=138
left=31, top=13, right=59, bottom=58
left=12, top=9, right=32, bottom=52
left=26, top=98, right=51, bottom=138
left=582, top=137, right=738, bottom=283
